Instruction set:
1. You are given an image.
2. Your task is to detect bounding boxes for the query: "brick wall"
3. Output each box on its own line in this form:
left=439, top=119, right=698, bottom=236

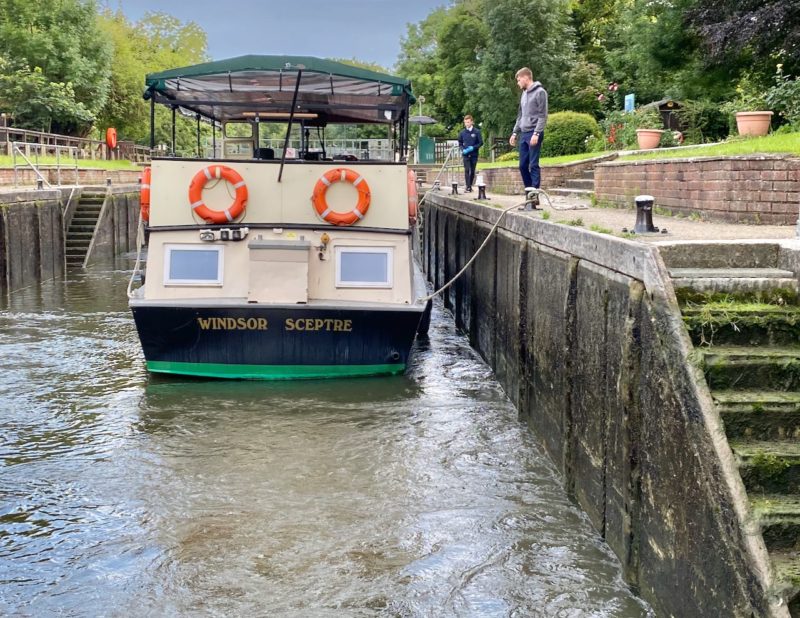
left=595, top=155, right=800, bottom=225
left=479, top=153, right=617, bottom=194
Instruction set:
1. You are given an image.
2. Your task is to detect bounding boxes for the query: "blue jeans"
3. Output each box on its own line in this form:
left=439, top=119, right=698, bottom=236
left=519, top=130, right=544, bottom=189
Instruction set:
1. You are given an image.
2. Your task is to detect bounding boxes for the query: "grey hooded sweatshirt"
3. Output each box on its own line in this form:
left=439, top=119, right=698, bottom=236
left=513, top=81, right=548, bottom=135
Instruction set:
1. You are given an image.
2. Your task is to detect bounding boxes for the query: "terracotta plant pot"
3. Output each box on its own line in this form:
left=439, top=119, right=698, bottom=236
left=735, top=111, right=774, bottom=137
left=636, top=129, right=665, bottom=150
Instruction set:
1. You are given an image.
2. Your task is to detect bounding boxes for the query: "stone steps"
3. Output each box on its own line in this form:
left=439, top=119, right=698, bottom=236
left=682, top=304, right=800, bottom=347
left=671, top=267, right=798, bottom=295
left=770, top=549, right=800, bottom=615
left=670, top=250, right=800, bottom=611
left=65, top=193, right=105, bottom=267
left=547, top=187, right=594, bottom=199
left=564, top=178, right=595, bottom=191
left=704, top=347, right=800, bottom=392
left=731, top=440, right=800, bottom=494
left=751, top=494, right=800, bottom=550
left=713, top=389, right=800, bottom=440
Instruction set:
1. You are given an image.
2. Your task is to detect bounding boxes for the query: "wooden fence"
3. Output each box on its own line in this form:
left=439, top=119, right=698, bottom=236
left=0, top=126, right=151, bottom=163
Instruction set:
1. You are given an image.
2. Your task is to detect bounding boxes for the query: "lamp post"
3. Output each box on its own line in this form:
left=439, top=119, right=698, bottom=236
left=418, top=95, right=425, bottom=139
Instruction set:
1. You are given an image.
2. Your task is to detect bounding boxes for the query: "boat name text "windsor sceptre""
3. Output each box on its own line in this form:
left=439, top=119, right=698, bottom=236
left=196, top=317, right=353, bottom=332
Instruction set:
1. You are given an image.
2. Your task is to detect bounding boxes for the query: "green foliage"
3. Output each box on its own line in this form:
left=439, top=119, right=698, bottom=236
left=95, top=9, right=209, bottom=151
left=687, top=0, right=800, bottom=77
left=0, top=0, right=111, bottom=134
left=598, top=107, right=661, bottom=149
left=466, top=0, right=579, bottom=135
left=540, top=111, right=601, bottom=157
left=0, top=0, right=112, bottom=115
left=0, top=58, right=94, bottom=133
left=676, top=99, right=729, bottom=143
left=719, top=72, right=770, bottom=115
left=496, top=150, right=519, bottom=162
left=635, top=107, right=663, bottom=129
left=658, top=130, right=679, bottom=148
left=766, top=64, right=800, bottom=129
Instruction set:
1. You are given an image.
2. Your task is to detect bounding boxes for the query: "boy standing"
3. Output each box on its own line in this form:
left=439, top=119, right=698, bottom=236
left=458, top=115, right=483, bottom=192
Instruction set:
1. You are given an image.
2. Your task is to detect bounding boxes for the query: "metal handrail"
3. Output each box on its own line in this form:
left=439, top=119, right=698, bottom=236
left=11, top=142, right=79, bottom=188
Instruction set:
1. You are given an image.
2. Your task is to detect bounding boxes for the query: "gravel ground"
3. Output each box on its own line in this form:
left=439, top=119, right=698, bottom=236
left=452, top=189, right=799, bottom=243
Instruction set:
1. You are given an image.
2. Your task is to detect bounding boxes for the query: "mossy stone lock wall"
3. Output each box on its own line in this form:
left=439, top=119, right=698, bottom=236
left=421, top=192, right=783, bottom=617
left=0, top=187, right=140, bottom=294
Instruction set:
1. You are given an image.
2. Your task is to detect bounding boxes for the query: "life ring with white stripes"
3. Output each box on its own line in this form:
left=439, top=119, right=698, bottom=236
left=188, top=165, right=248, bottom=224
left=311, top=168, right=371, bottom=226
left=140, top=166, right=151, bottom=222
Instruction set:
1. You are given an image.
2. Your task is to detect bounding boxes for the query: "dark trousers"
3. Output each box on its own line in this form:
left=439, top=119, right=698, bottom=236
left=519, top=130, right=544, bottom=189
left=463, top=154, right=478, bottom=189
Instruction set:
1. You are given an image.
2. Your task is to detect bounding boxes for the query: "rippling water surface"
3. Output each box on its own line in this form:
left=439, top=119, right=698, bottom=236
left=0, top=260, right=652, bottom=617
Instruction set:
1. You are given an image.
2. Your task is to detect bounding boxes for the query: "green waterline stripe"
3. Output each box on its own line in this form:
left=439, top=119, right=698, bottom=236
left=147, top=360, right=406, bottom=380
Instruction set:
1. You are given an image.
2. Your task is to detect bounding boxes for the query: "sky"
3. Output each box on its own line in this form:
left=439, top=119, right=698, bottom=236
left=107, top=0, right=448, bottom=71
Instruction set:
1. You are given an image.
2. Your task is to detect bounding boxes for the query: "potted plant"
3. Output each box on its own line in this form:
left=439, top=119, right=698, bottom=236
left=634, top=108, right=665, bottom=149
left=721, top=77, right=773, bottom=136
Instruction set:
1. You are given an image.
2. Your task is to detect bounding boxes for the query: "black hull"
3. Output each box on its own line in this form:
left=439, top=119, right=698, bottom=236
left=130, top=303, right=425, bottom=379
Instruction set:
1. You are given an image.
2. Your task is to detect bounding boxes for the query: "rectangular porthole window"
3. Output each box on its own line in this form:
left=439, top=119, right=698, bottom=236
left=164, top=244, right=223, bottom=286
left=335, top=247, right=393, bottom=288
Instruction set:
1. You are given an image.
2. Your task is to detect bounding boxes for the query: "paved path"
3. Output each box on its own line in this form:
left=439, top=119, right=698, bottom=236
left=445, top=189, right=798, bottom=243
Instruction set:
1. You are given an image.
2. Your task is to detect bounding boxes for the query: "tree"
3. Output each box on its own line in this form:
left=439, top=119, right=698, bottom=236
left=469, top=0, right=579, bottom=135
left=687, top=0, right=800, bottom=76
left=0, top=0, right=112, bottom=117
left=397, top=7, right=450, bottom=136
left=0, top=58, right=94, bottom=133
left=96, top=10, right=209, bottom=149
left=435, top=2, right=488, bottom=124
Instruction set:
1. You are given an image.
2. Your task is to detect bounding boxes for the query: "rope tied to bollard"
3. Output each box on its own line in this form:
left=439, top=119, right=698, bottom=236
left=418, top=201, right=524, bottom=303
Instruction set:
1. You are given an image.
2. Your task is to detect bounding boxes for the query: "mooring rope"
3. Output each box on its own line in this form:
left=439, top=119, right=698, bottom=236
left=126, top=211, right=145, bottom=299
left=419, top=201, right=524, bottom=303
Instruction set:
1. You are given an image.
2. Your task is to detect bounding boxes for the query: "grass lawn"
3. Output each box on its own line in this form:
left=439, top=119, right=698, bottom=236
left=0, top=156, right=141, bottom=170
left=478, top=151, right=608, bottom=169
left=475, top=131, right=800, bottom=169
left=618, top=131, right=800, bottom=161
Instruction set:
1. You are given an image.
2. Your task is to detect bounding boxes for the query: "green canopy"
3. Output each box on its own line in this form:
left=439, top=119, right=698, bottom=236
left=144, top=55, right=415, bottom=124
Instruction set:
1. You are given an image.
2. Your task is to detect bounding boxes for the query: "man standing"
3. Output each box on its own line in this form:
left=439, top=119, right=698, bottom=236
left=458, top=115, right=483, bottom=192
left=509, top=68, right=548, bottom=199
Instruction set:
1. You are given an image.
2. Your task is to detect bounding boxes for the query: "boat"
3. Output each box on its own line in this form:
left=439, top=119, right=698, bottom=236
left=127, top=55, right=430, bottom=379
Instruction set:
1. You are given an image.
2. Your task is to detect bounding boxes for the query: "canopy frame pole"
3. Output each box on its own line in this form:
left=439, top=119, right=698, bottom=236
left=278, top=68, right=303, bottom=183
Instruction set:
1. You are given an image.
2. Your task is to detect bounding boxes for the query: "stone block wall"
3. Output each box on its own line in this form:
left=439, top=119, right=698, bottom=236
left=422, top=193, right=782, bottom=617
left=0, top=190, right=65, bottom=293
left=0, top=167, right=142, bottom=187
left=595, top=155, right=800, bottom=224
left=0, top=186, right=140, bottom=294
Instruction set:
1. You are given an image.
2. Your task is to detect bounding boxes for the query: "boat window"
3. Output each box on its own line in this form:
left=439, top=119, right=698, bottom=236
left=335, top=247, right=393, bottom=288
left=164, top=244, right=224, bottom=285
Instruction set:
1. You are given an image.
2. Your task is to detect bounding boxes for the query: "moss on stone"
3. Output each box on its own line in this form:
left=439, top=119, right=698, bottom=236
left=676, top=288, right=800, bottom=307
left=750, top=452, right=791, bottom=481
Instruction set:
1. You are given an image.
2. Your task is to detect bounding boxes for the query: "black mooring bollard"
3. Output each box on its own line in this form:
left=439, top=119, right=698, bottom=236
left=633, top=195, right=658, bottom=233
left=451, top=182, right=458, bottom=195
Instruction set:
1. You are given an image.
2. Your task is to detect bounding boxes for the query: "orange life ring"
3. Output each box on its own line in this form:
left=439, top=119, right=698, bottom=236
left=140, top=167, right=151, bottom=222
left=188, top=165, right=248, bottom=224
left=311, top=168, right=371, bottom=226
left=106, top=127, right=117, bottom=150
left=407, top=169, right=418, bottom=225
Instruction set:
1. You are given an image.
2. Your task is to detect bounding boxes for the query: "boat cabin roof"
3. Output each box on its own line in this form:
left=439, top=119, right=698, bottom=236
left=144, top=55, right=415, bottom=125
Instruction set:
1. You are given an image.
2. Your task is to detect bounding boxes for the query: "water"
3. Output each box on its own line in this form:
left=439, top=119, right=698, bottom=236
left=0, top=260, right=652, bottom=617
